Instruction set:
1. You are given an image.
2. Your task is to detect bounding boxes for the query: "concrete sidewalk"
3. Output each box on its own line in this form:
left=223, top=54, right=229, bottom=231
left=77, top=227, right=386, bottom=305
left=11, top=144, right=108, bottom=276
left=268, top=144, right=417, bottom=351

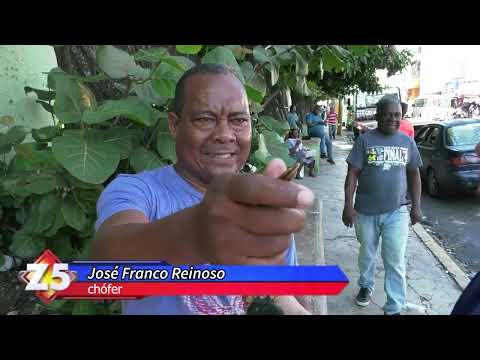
left=295, top=134, right=463, bottom=315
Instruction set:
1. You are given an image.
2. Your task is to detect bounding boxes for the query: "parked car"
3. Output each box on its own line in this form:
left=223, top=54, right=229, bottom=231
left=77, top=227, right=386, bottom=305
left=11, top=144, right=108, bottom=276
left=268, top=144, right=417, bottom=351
left=415, top=119, right=480, bottom=197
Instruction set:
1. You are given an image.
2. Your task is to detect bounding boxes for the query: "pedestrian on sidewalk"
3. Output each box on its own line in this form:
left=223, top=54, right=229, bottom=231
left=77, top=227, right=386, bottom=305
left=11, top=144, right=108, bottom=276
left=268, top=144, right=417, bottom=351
left=342, top=95, right=424, bottom=315
left=305, top=105, right=335, bottom=164
left=399, top=102, right=415, bottom=138
left=287, top=105, right=300, bottom=130
left=327, top=106, right=338, bottom=140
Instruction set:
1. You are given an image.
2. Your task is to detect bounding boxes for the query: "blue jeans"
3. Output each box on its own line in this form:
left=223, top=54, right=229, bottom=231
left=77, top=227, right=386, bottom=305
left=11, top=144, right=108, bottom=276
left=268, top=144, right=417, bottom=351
left=329, top=124, right=336, bottom=139
left=354, top=206, right=409, bottom=314
left=308, top=126, right=333, bottom=160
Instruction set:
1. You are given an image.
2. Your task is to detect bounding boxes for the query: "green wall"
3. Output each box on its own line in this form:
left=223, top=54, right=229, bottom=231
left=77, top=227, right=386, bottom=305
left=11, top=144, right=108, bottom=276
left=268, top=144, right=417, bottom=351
left=0, top=45, right=58, bottom=136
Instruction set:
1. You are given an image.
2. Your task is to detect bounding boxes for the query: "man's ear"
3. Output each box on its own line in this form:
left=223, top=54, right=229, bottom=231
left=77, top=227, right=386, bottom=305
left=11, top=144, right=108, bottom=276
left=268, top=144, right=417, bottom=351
left=167, top=112, right=180, bottom=139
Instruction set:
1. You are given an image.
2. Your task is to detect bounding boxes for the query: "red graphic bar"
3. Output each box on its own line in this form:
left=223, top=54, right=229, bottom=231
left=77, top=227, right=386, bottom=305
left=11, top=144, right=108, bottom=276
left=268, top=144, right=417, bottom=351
left=57, top=281, right=348, bottom=299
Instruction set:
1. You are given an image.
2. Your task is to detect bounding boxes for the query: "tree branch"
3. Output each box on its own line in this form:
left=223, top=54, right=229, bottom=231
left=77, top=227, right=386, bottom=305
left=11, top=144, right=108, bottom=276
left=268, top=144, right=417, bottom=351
left=262, top=88, right=282, bottom=108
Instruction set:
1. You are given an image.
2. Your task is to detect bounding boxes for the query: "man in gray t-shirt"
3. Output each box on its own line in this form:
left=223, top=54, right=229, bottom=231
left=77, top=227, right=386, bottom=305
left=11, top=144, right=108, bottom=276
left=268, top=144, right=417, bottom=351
left=342, top=95, right=423, bottom=315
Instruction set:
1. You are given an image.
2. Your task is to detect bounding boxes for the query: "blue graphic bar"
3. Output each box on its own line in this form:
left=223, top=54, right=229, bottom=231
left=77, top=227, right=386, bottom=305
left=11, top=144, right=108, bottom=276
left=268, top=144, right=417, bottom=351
left=69, top=262, right=349, bottom=283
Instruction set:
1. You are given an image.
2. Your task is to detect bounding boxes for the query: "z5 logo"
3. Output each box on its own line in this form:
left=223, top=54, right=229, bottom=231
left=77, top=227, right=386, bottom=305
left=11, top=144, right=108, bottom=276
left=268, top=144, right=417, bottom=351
left=18, top=250, right=76, bottom=304
left=24, top=263, right=71, bottom=291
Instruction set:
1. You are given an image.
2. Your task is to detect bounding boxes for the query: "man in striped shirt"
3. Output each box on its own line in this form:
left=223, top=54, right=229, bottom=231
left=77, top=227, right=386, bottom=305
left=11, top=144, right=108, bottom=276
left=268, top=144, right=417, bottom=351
left=327, top=107, right=338, bottom=140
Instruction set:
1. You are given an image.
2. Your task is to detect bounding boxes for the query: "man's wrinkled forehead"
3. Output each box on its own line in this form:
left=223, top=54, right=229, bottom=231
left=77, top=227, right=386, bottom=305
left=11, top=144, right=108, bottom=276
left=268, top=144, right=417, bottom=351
left=185, top=74, right=249, bottom=112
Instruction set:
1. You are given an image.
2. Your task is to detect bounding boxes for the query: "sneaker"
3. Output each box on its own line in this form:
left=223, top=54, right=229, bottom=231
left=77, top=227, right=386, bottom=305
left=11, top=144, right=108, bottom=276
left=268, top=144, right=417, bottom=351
left=320, top=153, right=327, bottom=159
left=355, top=288, right=371, bottom=307
left=327, top=159, right=335, bottom=164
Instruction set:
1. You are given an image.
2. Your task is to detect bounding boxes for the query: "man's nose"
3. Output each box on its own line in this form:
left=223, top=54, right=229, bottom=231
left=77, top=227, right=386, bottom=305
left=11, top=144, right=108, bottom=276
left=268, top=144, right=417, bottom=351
left=213, top=118, right=236, bottom=142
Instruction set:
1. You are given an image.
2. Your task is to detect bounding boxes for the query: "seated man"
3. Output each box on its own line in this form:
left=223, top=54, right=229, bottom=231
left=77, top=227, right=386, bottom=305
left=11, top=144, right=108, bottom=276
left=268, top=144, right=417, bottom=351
left=285, top=129, right=316, bottom=178
left=92, top=63, right=314, bottom=315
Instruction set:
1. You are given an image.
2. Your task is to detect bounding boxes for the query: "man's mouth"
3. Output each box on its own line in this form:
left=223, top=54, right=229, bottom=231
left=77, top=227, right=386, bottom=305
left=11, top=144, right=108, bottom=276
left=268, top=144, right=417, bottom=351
left=204, top=152, right=236, bottom=159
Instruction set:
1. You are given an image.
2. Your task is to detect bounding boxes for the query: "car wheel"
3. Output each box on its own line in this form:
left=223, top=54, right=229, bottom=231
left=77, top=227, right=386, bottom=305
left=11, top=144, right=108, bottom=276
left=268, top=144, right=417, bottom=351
left=427, top=168, right=441, bottom=197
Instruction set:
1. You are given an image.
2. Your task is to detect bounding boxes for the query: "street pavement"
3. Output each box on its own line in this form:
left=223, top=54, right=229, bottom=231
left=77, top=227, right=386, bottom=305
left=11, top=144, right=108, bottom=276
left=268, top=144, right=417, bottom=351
left=294, top=132, right=463, bottom=315
left=421, top=190, right=480, bottom=277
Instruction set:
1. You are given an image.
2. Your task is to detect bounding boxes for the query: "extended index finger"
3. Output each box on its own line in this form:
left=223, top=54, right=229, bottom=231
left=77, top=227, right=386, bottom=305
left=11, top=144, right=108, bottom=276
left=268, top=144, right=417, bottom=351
left=225, top=174, right=314, bottom=209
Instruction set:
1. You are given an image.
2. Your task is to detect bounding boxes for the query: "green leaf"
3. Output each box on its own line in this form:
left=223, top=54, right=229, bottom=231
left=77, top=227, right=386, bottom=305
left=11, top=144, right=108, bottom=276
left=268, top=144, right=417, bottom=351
left=130, top=147, right=165, bottom=173
left=134, top=47, right=169, bottom=62
left=6, top=125, right=26, bottom=145
left=43, top=208, right=65, bottom=237
left=273, top=45, right=294, bottom=60
left=176, top=45, right=203, bottom=55
left=15, top=174, right=57, bottom=197
left=245, top=85, right=264, bottom=104
left=135, top=48, right=188, bottom=72
left=52, top=73, right=97, bottom=124
left=295, top=51, right=309, bottom=76
left=267, top=62, right=279, bottom=86
left=36, top=100, right=55, bottom=114
left=72, top=188, right=100, bottom=216
left=31, top=126, right=61, bottom=142
left=83, top=97, right=156, bottom=126
left=152, top=62, right=185, bottom=99
left=254, top=133, right=270, bottom=165
left=72, top=300, right=97, bottom=315
left=23, top=193, right=61, bottom=235
left=253, top=46, right=271, bottom=64
left=202, top=46, right=245, bottom=83
left=12, top=147, right=59, bottom=173
left=258, top=116, right=290, bottom=137
left=166, top=56, right=196, bottom=71
left=156, top=120, right=177, bottom=162
left=241, top=62, right=266, bottom=103
left=52, top=130, right=120, bottom=184
left=322, top=48, right=345, bottom=73
left=0, top=252, right=5, bottom=268
left=0, top=134, right=12, bottom=154
left=48, top=233, right=75, bottom=259
left=346, top=45, right=369, bottom=56
left=24, top=86, right=56, bottom=101
left=225, top=45, right=252, bottom=60
left=134, top=81, right=167, bottom=107
left=263, top=130, right=295, bottom=167
left=96, top=45, right=139, bottom=79
left=0, top=115, right=15, bottom=127
left=47, top=67, right=63, bottom=90
left=240, top=61, right=255, bottom=83
left=65, top=173, right=103, bottom=191
left=329, top=45, right=351, bottom=59
left=62, top=197, right=89, bottom=232
left=103, top=127, right=133, bottom=160
left=10, top=229, right=46, bottom=258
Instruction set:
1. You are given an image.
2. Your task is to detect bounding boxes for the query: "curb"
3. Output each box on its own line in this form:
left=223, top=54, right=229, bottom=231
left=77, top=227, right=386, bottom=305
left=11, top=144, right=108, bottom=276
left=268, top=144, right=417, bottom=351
left=310, top=198, right=328, bottom=315
left=412, top=223, right=470, bottom=290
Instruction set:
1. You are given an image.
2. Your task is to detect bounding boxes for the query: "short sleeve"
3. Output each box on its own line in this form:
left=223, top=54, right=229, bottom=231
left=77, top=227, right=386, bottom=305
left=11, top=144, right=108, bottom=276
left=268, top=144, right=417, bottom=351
left=346, top=136, right=365, bottom=170
left=95, top=174, right=153, bottom=231
left=408, top=139, right=423, bottom=169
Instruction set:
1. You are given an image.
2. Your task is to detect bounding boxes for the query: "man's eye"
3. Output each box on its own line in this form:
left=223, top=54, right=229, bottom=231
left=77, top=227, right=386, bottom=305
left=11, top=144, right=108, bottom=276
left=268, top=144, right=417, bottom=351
left=231, top=118, right=248, bottom=127
left=195, top=118, right=215, bottom=126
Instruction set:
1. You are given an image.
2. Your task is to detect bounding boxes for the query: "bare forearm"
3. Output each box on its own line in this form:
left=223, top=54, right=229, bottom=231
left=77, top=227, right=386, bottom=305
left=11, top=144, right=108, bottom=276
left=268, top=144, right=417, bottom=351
left=344, top=173, right=357, bottom=207
left=91, top=206, right=204, bottom=265
left=407, top=169, right=422, bottom=209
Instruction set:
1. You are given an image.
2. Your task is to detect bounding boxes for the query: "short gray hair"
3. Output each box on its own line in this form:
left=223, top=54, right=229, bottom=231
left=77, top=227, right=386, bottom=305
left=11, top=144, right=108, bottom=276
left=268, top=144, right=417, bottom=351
left=174, top=63, right=241, bottom=116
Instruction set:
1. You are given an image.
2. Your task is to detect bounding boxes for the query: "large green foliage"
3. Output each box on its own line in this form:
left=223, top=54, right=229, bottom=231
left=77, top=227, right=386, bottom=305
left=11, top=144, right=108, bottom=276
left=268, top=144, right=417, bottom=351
left=0, top=44, right=411, bottom=314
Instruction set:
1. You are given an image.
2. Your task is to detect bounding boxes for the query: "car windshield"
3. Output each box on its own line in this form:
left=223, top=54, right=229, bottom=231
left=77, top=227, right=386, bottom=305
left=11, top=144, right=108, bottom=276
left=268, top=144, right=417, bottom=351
left=414, top=98, right=427, bottom=107
left=446, top=123, right=480, bottom=146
